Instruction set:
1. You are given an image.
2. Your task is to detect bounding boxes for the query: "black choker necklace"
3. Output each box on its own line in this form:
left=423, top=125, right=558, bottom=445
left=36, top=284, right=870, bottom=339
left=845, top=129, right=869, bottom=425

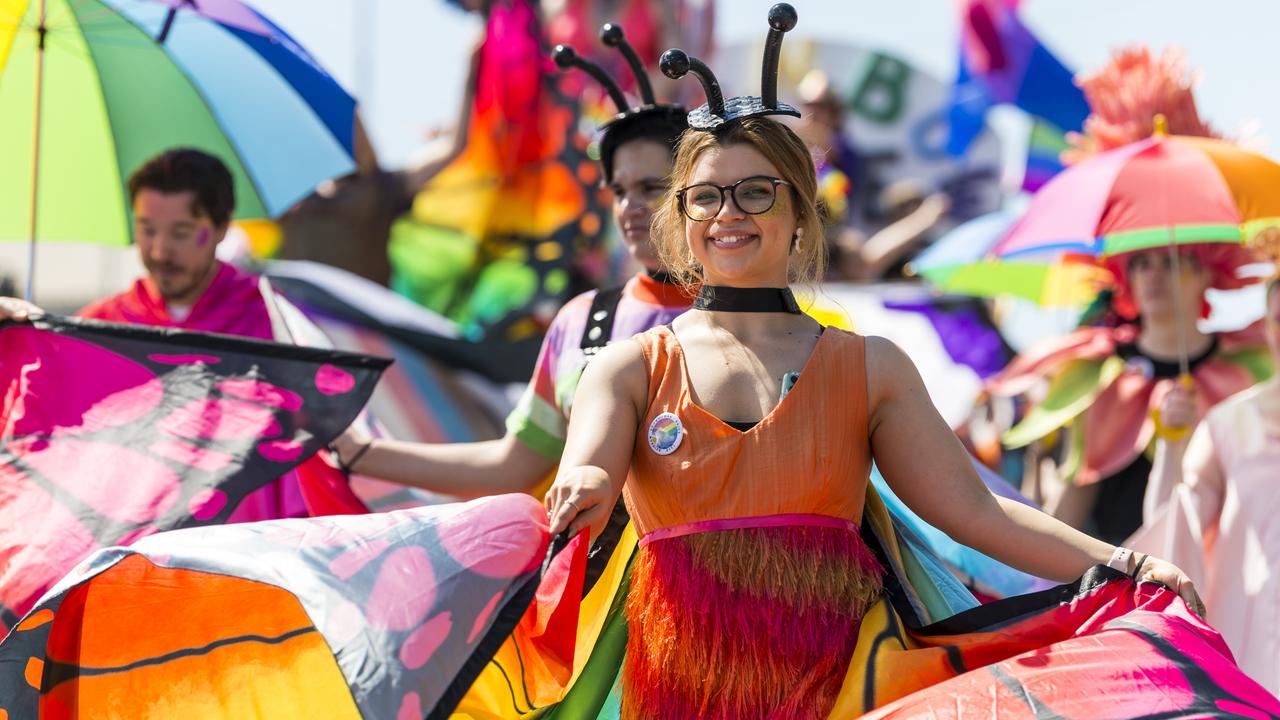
left=646, top=268, right=678, bottom=285
left=694, top=286, right=802, bottom=314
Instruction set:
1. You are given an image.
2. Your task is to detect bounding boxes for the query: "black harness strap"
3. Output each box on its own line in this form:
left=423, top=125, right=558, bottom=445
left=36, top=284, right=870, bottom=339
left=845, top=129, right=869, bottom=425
left=579, top=286, right=626, bottom=357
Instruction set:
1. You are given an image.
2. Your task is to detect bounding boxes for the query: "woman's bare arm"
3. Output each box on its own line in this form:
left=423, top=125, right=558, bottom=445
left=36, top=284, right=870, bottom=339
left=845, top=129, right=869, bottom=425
left=335, top=431, right=558, bottom=499
left=865, top=336, right=1113, bottom=582
left=1171, top=423, right=1226, bottom=532
left=545, top=339, right=649, bottom=538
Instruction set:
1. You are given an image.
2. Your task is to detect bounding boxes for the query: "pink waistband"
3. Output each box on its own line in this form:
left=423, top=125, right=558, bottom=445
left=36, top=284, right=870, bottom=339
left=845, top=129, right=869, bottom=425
left=638, top=513, right=861, bottom=547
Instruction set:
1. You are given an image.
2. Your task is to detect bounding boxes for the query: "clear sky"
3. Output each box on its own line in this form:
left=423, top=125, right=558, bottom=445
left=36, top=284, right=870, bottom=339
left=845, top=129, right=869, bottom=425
left=252, top=0, right=1280, bottom=167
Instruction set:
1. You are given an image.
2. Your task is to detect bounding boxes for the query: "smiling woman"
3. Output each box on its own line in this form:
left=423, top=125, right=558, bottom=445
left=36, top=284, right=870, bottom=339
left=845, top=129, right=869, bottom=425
left=539, top=6, right=1222, bottom=717
left=652, top=118, right=826, bottom=288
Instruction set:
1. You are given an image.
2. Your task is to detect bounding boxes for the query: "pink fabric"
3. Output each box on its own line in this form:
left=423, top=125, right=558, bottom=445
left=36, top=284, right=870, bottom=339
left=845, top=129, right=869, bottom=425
left=1099, top=140, right=1243, bottom=236
left=627, top=523, right=883, bottom=718
left=991, top=324, right=1266, bottom=485
left=78, top=261, right=308, bottom=521
left=295, top=448, right=370, bottom=517
left=79, top=262, right=273, bottom=338
left=986, top=326, right=1118, bottom=397
left=993, top=138, right=1156, bottom=258
left=1078, top=354, right=1260, bottom=484
left=638, top=513, right=861, bottom=547
left=1194, top=357, right=1259, bottom=404
left=1078, top=367, right=1157, bottom=483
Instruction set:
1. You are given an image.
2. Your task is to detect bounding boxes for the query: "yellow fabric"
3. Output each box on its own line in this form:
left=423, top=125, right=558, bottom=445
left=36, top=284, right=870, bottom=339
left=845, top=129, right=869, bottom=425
left=451, top=524, right=637, bottom=718
left=0, top=0, right=28, bottom=76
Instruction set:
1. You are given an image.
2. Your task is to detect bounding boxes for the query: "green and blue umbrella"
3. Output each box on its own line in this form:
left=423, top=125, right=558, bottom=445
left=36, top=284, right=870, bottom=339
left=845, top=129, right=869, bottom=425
left=911, top=207, right=1110, bottom=308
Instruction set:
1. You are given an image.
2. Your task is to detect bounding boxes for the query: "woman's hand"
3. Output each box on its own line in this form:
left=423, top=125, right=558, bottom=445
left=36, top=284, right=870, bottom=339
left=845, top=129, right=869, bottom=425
left=1156, top=381, right=1198, bottom=434
left=545, top=466, right=617, bottom=540
left=331, top=425, right=373, bottom=467
left=1135, top=555, right=1207, bottom=618
left=0, top=297, right=41, bottom=322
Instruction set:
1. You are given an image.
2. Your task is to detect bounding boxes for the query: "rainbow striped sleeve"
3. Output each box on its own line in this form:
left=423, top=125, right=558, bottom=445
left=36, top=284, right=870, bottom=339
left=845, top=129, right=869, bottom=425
left=505, top=294, right=592, bottom=459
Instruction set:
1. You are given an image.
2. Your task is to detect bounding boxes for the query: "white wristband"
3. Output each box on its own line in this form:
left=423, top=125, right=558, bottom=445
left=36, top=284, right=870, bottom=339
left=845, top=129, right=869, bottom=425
left=1107, top=546, right=1133, bottom=573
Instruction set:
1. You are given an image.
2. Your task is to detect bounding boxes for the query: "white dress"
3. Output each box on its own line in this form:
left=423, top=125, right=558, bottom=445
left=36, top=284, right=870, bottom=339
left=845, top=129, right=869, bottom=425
left=1130, top=382, right=1280, bottom=694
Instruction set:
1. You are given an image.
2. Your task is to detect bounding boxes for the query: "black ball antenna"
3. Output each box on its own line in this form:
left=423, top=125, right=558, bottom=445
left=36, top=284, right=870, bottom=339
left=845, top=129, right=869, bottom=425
left=600, top=23, right=656, bottom=106
left=552, top=44, right=628, bottom=114
left=762, top=3, right=798, bottom=110
left=660, top=48, right=724, bottom=118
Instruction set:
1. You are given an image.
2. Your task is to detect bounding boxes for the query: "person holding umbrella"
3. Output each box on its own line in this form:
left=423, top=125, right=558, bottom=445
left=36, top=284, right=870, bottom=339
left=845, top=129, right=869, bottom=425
left=985, top=50, right=1276, bottom=545
left=990, top=240, right=1268, bottom=544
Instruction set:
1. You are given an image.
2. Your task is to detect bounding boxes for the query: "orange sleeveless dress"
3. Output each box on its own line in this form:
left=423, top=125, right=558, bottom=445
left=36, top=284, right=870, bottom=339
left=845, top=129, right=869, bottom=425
left=622, top=325, right=884, bottom=720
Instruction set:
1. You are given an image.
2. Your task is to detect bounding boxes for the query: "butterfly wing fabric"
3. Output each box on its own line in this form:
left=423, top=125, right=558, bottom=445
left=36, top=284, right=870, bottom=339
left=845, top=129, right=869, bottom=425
left=850, top=570, right=1280, bottom=719
left=265, top=260, right=532, bottom=510
left=0, top=493, right=581, bottom=719
left=457, top=486, right=1280, bottom=719
left=0, top=316, right=389, bottom=632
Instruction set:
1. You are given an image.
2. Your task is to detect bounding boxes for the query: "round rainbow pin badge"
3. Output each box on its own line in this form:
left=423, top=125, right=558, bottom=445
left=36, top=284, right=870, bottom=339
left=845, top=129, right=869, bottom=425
left=647, top=412, right=684, bottom=455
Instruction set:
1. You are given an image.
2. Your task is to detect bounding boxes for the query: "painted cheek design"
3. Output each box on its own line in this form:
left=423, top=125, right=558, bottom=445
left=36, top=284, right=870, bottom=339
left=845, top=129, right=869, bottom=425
left=761, top=192, right=789, bottom=217
left=196, top=228, right=211, bottom=247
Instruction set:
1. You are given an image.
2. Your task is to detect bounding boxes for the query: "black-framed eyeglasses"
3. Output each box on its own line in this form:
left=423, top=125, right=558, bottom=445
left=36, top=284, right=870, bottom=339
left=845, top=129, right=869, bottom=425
left=676, top=175, right=792, bottom=221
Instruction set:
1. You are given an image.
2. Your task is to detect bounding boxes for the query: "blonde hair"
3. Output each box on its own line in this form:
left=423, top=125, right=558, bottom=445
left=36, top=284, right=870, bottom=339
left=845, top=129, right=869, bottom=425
left=651, top=117, right=826, bottom=288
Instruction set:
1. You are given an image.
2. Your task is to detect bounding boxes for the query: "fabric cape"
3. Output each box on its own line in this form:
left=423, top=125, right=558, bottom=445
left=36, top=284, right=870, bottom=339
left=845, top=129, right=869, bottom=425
left=0, top=315, right=388, bottom=634
left=79, top=260, right=335, bottom=522
left=0, top=494, right=587, bottom=720
left=3, top=313, right=1275, bottom=717
left=449, top=484, right=1279, bottom=718
left=3, top=477, right=1276, bottom=717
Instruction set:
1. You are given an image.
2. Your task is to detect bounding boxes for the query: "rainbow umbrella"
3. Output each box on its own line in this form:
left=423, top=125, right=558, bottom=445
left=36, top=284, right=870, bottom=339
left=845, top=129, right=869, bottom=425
left=989, top=122, right=1279, bottom=370
left=993, top=130, right=1280, bottom=262
left=1, top=0, right=356, bottom=298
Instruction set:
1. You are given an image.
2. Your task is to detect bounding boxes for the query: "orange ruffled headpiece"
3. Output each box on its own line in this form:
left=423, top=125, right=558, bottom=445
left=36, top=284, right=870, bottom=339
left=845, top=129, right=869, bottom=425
left=1063, top=46, right=1218, bottom=165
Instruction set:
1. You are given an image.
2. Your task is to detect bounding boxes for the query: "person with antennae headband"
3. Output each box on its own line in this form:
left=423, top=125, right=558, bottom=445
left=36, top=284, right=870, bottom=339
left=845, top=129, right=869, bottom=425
left=536, top=5, right=1280, bottom=716
left=330, top=23, right=691, bottom=522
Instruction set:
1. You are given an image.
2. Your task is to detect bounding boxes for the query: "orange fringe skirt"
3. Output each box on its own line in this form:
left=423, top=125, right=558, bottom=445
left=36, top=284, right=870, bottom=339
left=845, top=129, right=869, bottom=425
left=623, top=522, right=883, bottom=719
